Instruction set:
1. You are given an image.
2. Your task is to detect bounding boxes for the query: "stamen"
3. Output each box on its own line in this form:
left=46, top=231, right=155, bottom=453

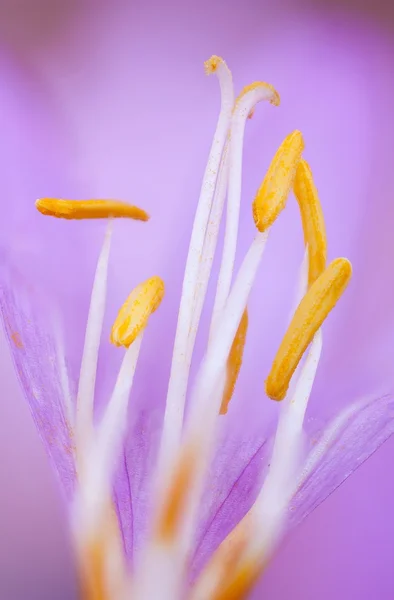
left=293, top=159, right=327, bottom=286
left=252, top=130, right=304, bottom=232
left=210, top=82, right=280, bottom=335
left=110, top=276, right=164, bottom=348
left=220, top=308, right=249, bottom=414
left=76, top=223, right=112, bottom=456
left=35, top=198, right=149, bottom=221
left=266, top=257, right=352, bottom=401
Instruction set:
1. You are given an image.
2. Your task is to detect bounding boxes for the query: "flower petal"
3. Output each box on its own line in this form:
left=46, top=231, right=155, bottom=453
left=289, top=393, right=394, bottom=527
left=0, top=265, right=76, bottom=498
left=114, top=410, right=161, bottom=561
left=191, top=427, right=272, bottom=578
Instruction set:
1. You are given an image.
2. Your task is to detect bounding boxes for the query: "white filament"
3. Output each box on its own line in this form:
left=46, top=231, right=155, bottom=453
left=190, top=139, right=230, bottom=347
left=162, top=60, right=234, bottom=457
left=191, top=231, right=269, bottom=427
left=81, top=333, right=143, bottom=535
left=250, top=329, right=322, bottom=559
left=76, top=222, right=112, bottom=454
left=291, top=245, right=309, bottom=317
left=210, top=86, right=278, bottom=336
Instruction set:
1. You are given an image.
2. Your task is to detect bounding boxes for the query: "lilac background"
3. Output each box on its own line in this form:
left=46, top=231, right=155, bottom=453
left=0, top=0, right=394, bottom=598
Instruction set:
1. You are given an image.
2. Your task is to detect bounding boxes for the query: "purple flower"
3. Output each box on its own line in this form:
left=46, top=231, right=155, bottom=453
left=1, top=2, right=394, bottom=599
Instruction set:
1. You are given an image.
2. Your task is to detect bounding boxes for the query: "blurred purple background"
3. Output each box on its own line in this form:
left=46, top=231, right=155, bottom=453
left=0, top=0, right=393, bottom=598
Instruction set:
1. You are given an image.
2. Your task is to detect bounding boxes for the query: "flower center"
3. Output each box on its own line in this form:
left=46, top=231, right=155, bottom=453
left=35, top=54, right=352, bottom=600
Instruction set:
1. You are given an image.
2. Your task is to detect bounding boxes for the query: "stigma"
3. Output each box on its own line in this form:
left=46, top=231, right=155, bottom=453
left=35, top=198, right=149, bottom=221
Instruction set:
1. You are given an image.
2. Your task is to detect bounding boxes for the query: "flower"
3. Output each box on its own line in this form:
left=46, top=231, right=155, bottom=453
left=1, top=2, right=394, bottom=599
left=1, top=41, right=394, bottom=600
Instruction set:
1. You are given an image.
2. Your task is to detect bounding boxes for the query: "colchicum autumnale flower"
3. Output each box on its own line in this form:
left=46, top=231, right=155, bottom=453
left=1, top=56, right=393, bottom=600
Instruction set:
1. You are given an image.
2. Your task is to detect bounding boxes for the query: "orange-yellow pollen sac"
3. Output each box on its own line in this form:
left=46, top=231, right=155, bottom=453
left=110, top=276, right=165, bottom=348
left=220, top=309, right=249, bottom=415
left=293, top=159, right=327, bottom=286
left=252, top=130, right=304, bottom=233
left=204, top=55, right=225, bottom=74
left=36, top=198, right=149, bottom=222
left=266, top=258, right=352, bottom=401
left=234, top=82, right=281, bottom=110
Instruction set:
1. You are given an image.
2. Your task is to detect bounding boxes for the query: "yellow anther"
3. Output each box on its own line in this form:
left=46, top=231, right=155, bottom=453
left=234, top=82, right=281, bottom=110
left=110, top=277, right=165, bottom=348
left=252, top=130, right=304, bottom=233
left=266, top=258, right=352, bottom=401
left=220, top=309, right=249, bottom=415
left=204, top=55, right=225, bottom=75
left=35, top=198, right=149, bottom=222
left=294, top=159, right=327, bottom=286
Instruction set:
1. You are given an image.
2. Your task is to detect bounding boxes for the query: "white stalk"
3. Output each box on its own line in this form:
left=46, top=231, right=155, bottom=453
left=189, top=140, right=230, bottom=347
left=191, top=230, right=269, bottom=427
left=291, top=245, right=309, bottom=317
left=249, top=329, right=323, bottom=559
left=81, top=333, right=143, bottom=535
left=162, top=60, right=234, bottom=458
left=76, top=222, right=112, bottom=456
left=210, top=86, right=278, bottom=336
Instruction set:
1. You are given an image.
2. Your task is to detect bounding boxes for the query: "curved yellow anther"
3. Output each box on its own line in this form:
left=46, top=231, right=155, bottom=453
left=252, top=131, right=304, bottom=232
left=266, top=258, right=352, bottom=401
left=294, top=160, right=327, bottom=286
left=110, top=276, right=165, bottom=348
left=235, top=82, right=281, bottom=110
left=204, top=55, right=226, bottom=75
left=36, top=198, right=149, bottom=222
left=220, top=309, right=249, bottom=415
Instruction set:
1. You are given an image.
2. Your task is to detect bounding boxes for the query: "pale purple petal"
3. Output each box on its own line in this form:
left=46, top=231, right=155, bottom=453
left=191, top=427, right=271, bottom=577
left=289, top=393, right=394, bottom=527
left=0, top=265, right=76, bottom=498
left=114, top=410, right=162, bottom=562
